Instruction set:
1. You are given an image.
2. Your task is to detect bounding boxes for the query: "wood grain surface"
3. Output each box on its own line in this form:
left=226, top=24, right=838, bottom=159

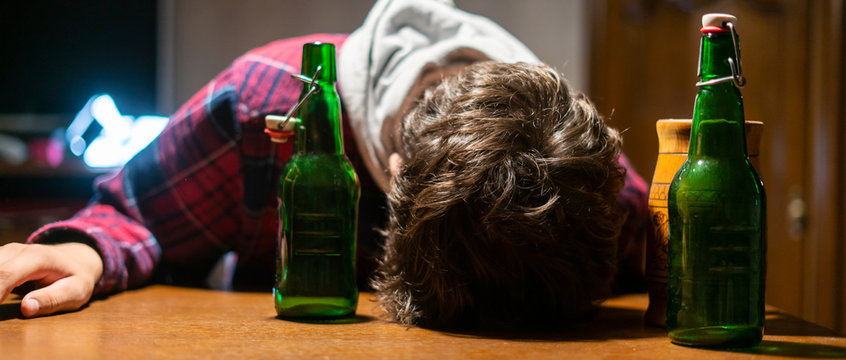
left=1, top=286, right=844, bottom=359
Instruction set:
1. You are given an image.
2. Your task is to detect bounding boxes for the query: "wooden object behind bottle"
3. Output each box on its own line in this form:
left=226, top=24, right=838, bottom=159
left=644, top=118, right=763, bottom=327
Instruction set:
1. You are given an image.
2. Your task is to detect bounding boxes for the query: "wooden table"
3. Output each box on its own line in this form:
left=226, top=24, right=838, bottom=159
left=2, top=286, right=845, bottom=359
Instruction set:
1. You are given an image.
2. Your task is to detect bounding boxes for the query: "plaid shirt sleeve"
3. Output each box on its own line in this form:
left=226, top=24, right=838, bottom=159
left=614, top=153, right=650, bottom=291
left=28, top=34, right=349, bottom=295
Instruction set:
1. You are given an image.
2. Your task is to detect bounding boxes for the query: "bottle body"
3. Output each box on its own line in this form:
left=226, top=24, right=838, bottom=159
left=274, top=42, right=360, bottom=318
left=666, top=19, right=766, bottom=348
left=275, top=153, right=359, bottom=317
left=666, top=135, right=766, bottom=347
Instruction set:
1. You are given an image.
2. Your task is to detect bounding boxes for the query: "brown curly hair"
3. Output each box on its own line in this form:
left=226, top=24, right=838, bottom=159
left=372, top=61, right=626, bottom=329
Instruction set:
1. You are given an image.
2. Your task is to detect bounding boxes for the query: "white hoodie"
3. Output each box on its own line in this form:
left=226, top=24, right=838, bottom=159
left=338, top=0, right=539, bottom=190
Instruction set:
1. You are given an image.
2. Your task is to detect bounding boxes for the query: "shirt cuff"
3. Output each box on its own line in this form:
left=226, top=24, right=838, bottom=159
left=27, top=214, right=159, bottom=296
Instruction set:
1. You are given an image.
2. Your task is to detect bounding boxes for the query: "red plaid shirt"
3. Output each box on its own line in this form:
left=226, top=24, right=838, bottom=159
left=28, top=34, right=650, bottom=296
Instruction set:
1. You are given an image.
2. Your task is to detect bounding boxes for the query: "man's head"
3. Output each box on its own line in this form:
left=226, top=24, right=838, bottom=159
left=373, top=61, right=626, bottom=329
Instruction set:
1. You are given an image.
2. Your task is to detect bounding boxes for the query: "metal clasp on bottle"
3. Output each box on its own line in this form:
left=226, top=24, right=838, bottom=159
left=274, top=66, right=324, bottom=131
left=696, top=21, right=747, bottom=88
left=265, top=66, right=324, bottom=143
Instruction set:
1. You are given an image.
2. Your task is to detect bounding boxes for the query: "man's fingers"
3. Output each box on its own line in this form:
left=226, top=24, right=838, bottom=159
left=0, top=242, right=101, bottom=318
left=20, top=277, right=90, bottom=318
left=0, top=243, right=58, bottom=302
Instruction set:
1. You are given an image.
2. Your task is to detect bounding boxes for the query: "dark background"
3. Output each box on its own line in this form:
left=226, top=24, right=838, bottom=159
left=0, top=0, right=157, bottom=117
left=0, top=0, right=158, bottom=201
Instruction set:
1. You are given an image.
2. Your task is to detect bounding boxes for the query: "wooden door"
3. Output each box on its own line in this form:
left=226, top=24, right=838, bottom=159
left=589, top=0, right=845, bottom=333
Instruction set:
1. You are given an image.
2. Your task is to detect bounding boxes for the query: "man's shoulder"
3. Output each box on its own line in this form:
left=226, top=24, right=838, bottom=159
left=240, top=33, right=349, bottom=65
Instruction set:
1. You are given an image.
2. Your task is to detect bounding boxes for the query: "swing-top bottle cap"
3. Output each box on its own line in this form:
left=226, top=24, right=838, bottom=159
left=265, top=114, right=298, bottom=143
left=701, top=13, right=736, bottom=33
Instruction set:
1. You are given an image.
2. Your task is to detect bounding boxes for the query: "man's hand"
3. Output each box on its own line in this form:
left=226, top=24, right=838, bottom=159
left=0, top=242, right=103, bottom=317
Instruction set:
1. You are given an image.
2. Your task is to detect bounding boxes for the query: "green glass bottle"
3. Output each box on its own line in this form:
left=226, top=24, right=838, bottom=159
left=274, top=42, right=360, bottom=318
left=666, top=14, right=766, bottom=347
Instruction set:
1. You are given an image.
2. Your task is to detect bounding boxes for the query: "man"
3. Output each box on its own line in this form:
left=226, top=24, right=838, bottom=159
left=0, top=0, right=647, bottom=328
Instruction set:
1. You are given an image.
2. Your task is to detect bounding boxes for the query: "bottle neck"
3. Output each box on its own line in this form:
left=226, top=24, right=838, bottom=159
left=296, top=82, right=343, bottom=155
left=689, top=31, right=747, bottom=159
left=698, top=31, right=737, bottom=83
left=296, top=43, right=343, bottom=155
